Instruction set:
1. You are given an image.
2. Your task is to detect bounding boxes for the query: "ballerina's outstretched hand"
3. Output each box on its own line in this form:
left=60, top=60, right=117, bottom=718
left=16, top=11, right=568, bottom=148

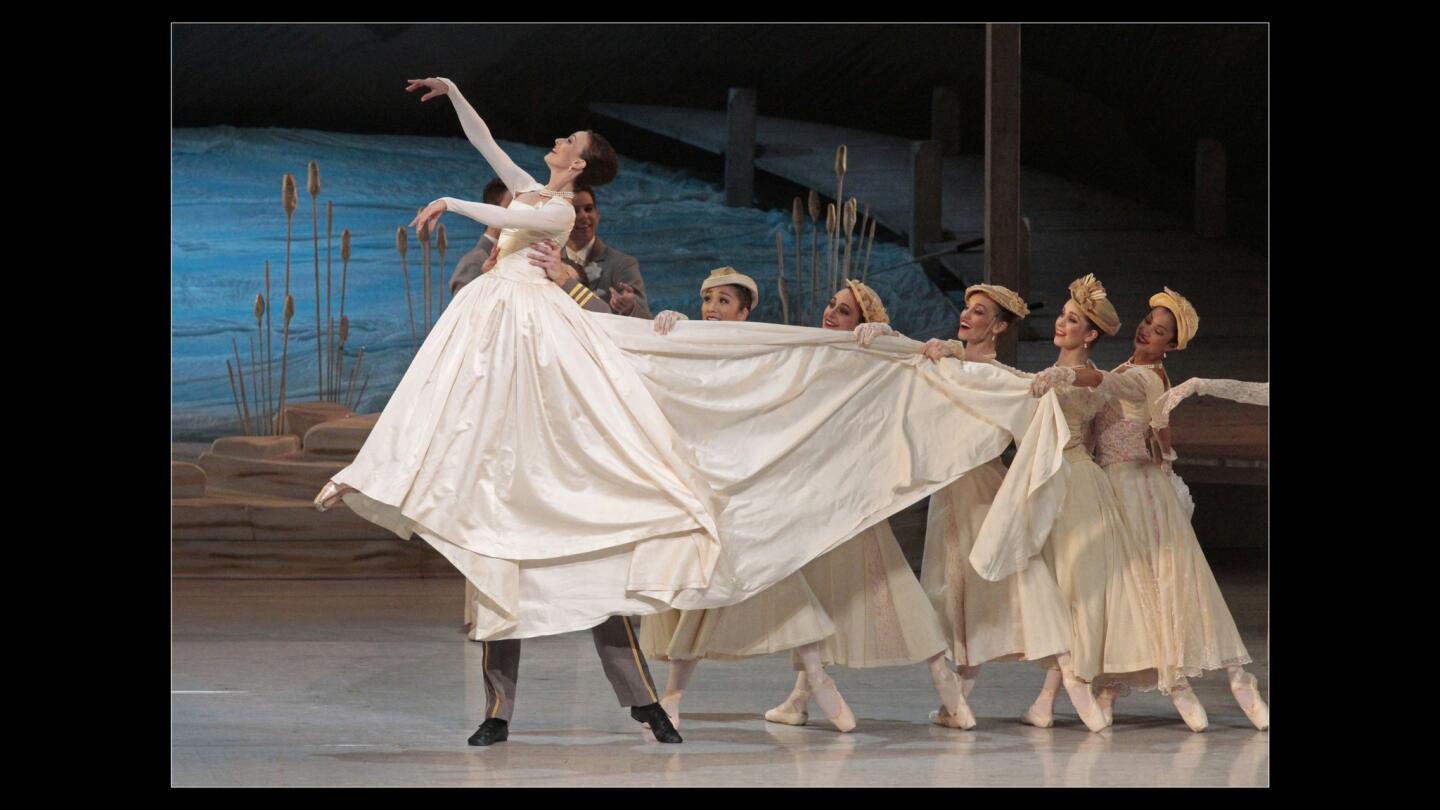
left=405, top=78, right=450, bottom=102
left=409, top=200, right=447, bottom=235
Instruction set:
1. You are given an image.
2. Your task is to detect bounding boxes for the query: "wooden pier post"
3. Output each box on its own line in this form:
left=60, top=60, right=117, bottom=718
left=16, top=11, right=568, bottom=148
left=910, top=140, right=942, bottom=255
left=725, top=87, right=756, bottom=207
left=932, top=86, right=961, bottom=155
left=985, top=23, right=1022, bottom=366
left=1195, top=137, right=1226, bottom=239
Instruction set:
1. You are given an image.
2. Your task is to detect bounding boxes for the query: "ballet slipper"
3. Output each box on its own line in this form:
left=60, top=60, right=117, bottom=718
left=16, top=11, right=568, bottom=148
left=1095, top=685, right=1121, bottom=728
left=929, top=656, right=977, bottom=730
left=1228, top=670, right=1269, bottom=731
left=1170, top=684, right=1210, bottom=733
left=1060, top=669, right=1111, bottom=733
left=764, top=672, right=810, bottom=726
left=1020, top=704, right=1054, bottom=729
left=957, top=665, right=981, bottom=700
left=1022, top=668, right=1060, bottom=728
left=929, top=705, right=977, bottom=730
left=313, top=481, right=354, bottom=512
left=807, top=672, right=856, bottom=733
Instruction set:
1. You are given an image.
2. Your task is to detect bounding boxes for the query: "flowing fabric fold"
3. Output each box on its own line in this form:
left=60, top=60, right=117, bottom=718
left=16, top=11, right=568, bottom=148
left=338, top=288, right=1072, bottom=639
left=968, top=390, right=1072, bottom=582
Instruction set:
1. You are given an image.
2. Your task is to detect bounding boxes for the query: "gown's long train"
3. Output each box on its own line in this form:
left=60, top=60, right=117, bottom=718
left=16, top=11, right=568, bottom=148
left=335, top=279, right=1073, bottom=640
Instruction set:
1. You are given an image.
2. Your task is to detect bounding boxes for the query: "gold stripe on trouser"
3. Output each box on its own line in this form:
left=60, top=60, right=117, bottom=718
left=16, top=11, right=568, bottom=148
left=568, top=285, right=584, bottom=301
left=482, top=641, right=501, bottom=718
left=621, top=616, right=659, bottom=704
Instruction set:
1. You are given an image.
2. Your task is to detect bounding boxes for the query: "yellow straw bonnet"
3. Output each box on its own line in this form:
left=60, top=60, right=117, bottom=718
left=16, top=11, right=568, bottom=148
left=1149, top=286, right=1199, bottom=350
left=700, top=266, right=760, bottom=307
left=964, top=283, right=1030, bottom=319
left=1067, top=274, right=1120, bottom=335
left=843, top=279, right=889, bottom=325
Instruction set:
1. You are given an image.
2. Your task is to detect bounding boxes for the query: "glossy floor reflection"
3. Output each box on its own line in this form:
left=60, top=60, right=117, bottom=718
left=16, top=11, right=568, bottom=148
left=173, top=569, right=1268, bottom=787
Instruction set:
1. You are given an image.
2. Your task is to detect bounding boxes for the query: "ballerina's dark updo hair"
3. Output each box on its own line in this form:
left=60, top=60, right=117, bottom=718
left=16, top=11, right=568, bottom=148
left=577, top=131, right=618, bottom=187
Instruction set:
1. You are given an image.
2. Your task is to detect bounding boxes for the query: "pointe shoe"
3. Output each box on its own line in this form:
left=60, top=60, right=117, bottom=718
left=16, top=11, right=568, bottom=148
left=764, top=684, right=810, bottom=726
left=930, top=705, right=977, bottom=730
left=1020, top=703, right=1054, bottom=728
left=313, top=481, right=352, bottom=512
left=1229, top=672, right=1269, bottom=731
left=1171, top=687, right=1210, bottom=733
left=1095, top=685, right=1119, bottom=728
left=1061, top=673, right=1111, bottom=733
left=659, top=691, right=682, bottom=729
left=931, top=667, right=977, bottom=730
left=808, top=673, right=856, bottom=733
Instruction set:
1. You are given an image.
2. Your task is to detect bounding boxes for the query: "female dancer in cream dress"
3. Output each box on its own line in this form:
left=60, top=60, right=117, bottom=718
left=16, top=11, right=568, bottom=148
left=1023, top=274, right=1170, bottom=732
left=1088, top=288, right=1269, bottom=731
left=763, top=281, right=975, bottom=731
left=638, top=268, right=854, bottom=733
left=912, top=285, right=1078, bottom=729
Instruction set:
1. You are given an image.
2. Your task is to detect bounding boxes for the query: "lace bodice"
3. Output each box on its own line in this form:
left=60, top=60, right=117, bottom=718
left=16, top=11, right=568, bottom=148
left=1092, top=365, right=1167, bottom=466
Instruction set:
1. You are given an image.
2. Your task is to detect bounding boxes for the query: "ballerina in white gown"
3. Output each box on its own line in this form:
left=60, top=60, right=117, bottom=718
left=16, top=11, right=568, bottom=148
left=315, top=77, right=1078, bottom=649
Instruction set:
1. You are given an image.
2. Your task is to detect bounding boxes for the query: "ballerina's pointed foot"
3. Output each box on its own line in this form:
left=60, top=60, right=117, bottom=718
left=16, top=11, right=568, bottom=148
left=1229, top=671, right=1269, bottom=731
left=1171, top=686, right=1210, bottom=733
left=1062, top=673, right=1111, bottom=733
left=1096, top=685, right=1120, bottom=728
left=1020, top=704, right=1054, bottom=728
left=932, top=666, right=977, bottom=730
left=808, top=673, right=856, bottom=733
left=313, top=481, right=354, bottom=512
left=930, top=705, right=977, bottom=730
left=764, top=681, right=810, bottom=726
left=659, top=691, right=682, bottom=730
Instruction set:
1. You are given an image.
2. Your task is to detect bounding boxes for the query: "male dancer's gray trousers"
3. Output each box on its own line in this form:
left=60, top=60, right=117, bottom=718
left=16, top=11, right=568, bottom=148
left=480, top=615, right=660, bottom=722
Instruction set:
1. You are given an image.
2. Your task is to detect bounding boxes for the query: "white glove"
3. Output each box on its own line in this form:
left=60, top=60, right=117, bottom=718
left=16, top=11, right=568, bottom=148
left=653, top=310, right=688, bottom=335
left=1029, top=365, right=1077, bottom=397
left=920, top=338, right=960, bottom=363
left=854, top=322, right=896, bottom=347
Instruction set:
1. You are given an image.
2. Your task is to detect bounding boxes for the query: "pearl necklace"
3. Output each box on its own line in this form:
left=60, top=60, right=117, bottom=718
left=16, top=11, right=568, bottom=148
left=1121, top=358, right=1164, bottom=370
left=537, top=188, right=574, bottom=200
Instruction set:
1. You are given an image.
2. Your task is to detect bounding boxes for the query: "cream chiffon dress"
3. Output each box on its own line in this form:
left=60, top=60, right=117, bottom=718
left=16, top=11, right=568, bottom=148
left=1039, top=378, right=1168, bottom=688
left=1092, top=365, right=1252, bottom=683
left=919, top=361, right=1073, bottom=668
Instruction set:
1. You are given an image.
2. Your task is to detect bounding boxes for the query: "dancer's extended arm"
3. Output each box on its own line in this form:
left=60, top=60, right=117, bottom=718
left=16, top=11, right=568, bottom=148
left=407, top=77, right=535, bottom=193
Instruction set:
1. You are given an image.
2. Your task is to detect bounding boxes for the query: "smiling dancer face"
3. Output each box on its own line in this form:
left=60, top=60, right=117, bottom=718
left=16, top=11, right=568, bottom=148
left=959, top=292, right=1016, bottom=346
left=1131, top=306, right=1178, bottom=363
left=701, top=285, right=752, bottom=321
left=822, top=288, right=863, bottom=330
left=1054, top=300, right=1101, bottom=353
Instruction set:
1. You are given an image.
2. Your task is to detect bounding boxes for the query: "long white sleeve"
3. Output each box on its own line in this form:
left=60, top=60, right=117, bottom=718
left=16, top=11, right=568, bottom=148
left=436, top=77, right=537, bottom=194
left=439, top=196, right=575, bottom=233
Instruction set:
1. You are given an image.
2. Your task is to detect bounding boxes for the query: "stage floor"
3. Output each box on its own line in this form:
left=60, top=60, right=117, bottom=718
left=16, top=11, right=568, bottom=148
left=172, top=560, right=1269, bottom=787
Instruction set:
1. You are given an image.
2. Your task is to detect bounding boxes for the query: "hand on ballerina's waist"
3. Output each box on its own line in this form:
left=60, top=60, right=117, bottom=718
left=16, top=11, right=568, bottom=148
left=525, top=239, right=578, bottom=285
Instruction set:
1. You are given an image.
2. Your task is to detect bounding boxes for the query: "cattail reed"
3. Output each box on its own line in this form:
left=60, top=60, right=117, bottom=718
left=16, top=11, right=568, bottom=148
left=325, top=199, right=333, bottom=400
left=309, top=162, right=323, bottom=397
left=861, top=217, right=878, bottom=283
left=419, top=217, right=432, bottom=336
left=336, top=315, right=349, bottom=405
left=774, top=230, right=790, bottom=325
left=232, top=337, right=251, bottom=436
left=808, top=190, right=820, bottom=325
left=345, top=346, right=365, bottom=410
left=825, top=202, right=837, bottom=297
left=791, top=198, right=804, bottom=325
left=353, top=371, right=371, bottom=414
left=832, top=145, right=847, bottom=289
left=263, top=260, right=273, bottom=432
left=397, top=226, right=417, bottom=353
left=842, top=197, right=858, bottom=281
left=278, top=293, right=295, bottom=432
left=226, top=360, right=246, bottom=436
left=436, top=223, right=448, bottom=310
left=248, top=334, right=261, bottom=435
left=282, top=173, right=297, bottom=297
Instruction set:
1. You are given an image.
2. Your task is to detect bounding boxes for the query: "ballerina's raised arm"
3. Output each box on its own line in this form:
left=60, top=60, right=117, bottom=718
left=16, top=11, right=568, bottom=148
left=407, top=77, right=534, bottom=193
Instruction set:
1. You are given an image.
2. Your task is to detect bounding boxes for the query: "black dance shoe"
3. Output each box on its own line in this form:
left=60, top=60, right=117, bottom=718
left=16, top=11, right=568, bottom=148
left=631, top=703, right=683, bottom=743
left=467, top=718, right=509, bottom=746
